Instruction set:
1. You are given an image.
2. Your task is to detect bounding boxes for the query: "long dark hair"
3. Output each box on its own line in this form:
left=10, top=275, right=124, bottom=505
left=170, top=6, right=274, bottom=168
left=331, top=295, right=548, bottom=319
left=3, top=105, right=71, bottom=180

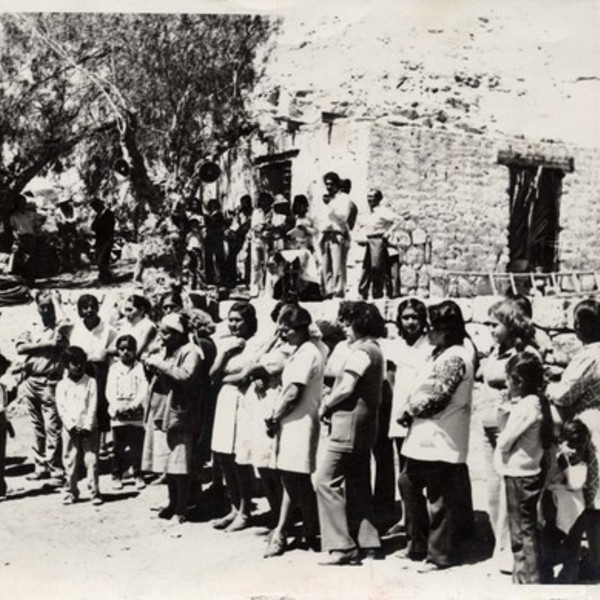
left=344, top=301, right=386, bottom=338
left=229, top=301, right=258, bottom=338
left=396, top=298, right=428, bottom=341
left=506, top=351, right=555, bottom=450
left=428, top=300, right=466, bottom=350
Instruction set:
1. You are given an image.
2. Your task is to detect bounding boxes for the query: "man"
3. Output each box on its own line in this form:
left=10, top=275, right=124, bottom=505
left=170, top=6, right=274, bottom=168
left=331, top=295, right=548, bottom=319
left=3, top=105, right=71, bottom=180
left=90, top=198, right=115, bottom=284
left=16, top=290, right=70, bottom=484
left=357, top=189, right=403, bottom=300
left=317, top=172, right=353, bottom=298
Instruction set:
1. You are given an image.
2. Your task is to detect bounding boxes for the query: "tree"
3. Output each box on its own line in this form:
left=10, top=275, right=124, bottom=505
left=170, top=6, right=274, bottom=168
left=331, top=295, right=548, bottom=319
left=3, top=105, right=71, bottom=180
left=0, top=13, right=278, bottom=222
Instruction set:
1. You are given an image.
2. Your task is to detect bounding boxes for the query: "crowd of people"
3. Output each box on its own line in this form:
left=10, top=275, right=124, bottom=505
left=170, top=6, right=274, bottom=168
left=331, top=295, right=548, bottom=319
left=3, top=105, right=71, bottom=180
left=1, top=283, right=600, bottom=585
left=167, top=171, right=407, bottom=301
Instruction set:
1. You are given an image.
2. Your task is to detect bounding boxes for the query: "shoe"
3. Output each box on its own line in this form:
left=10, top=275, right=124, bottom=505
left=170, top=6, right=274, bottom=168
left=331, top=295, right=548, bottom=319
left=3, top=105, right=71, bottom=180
left=395, top=548, right=426, bottom=562
left=318, top=549, right=362, bottom=566
left=362, top=548, right=384, bottom=560
left=26, top=471, right=50, bottom=481
left=91, top=495, right=104, bottom=506
left=384, top=521, right=404, bottom=536
left=417, top=560, right=450, bottom=574
left=225, top=514, right=249, bottom=532
left=212, top=511, right=237, bottom=530
left=112, top=478, right=124, bottom=490
left=158, top=507, right=175, bottom=520
left=135, top=477, right=146, bottom=491
left=63, top=493, right=77, bottom=505
left=264, top=534, right=286, bottom=558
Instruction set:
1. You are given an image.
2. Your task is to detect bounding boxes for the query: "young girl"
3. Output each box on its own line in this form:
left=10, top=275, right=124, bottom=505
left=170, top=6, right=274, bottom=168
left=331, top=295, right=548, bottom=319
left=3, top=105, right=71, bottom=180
left=540, top=419, right=591, bottom=583
left=496, top=351, right=554, bottom=583
left=106, top=335, right=149, bottom=490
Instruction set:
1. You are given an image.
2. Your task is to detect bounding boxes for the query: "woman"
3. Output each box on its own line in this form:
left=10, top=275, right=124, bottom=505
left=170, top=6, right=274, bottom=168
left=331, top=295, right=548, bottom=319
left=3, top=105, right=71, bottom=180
left=383, top=298, right=432, bottom=535
left=399, top=300, right=475, bottom=571
left=210, top=301, right=259, bottom=532
left=315, top=301, right=386, bottom=565
left=479, top=298, right=538, bottom=570
left=117, top=294, right=157, bottom=358
left=262, top=306, right=325, bottom=558
left=229, top=301, right=296, bottom=537
left=548, top=299, right=600, bottom=576
left=141, top=313, right=202, bottom=523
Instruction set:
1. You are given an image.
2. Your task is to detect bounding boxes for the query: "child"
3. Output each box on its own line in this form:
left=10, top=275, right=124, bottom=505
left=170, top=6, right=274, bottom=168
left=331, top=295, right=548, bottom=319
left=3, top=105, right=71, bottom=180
left=0, top=353, right=14, bottom=500
left=540, top=419, right=590, bottom=583
left=56, top=346, right=101, bottom=505
left=106, top=335, right=148, bottom=490
left=495, top=351, right=554, bottom=584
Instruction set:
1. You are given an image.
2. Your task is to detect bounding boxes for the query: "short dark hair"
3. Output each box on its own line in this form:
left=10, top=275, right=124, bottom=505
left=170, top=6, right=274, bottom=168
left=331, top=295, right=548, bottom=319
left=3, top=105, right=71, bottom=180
left=561, top=419, right=591, bottom=451
left=368, top=189, right=383, bottom=202
left=337, top=301, right=358, bottom=323
left=574, top=299, right=600, bottom=343
left=115, top=334, right=137, bottom=353
left=344, top=301, right=386, bottom=338
left=323, top=171, right=340, bottom=186
left=279, top=306, right=312, bottom=331
left=270, top=300, right=299, bottom=323
left=77, top=294, right=99, bottom=313
left=127, top=294, right=152, bottom=316
left=64, top=346, right=87, bottom=366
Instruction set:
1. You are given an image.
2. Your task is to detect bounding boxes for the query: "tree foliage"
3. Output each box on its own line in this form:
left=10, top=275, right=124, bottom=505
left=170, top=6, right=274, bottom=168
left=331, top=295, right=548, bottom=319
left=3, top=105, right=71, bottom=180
left=0, top=13, right=278, bottom=216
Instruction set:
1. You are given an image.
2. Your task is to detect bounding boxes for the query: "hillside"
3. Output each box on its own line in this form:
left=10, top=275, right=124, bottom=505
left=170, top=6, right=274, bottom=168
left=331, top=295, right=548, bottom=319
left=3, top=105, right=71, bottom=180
left=256, top=0, right=600, bottom=147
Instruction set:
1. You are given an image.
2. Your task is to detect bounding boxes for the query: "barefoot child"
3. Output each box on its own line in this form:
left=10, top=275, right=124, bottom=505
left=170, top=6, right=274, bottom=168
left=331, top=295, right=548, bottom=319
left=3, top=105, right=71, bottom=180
left=496, top=351, right=554, bottom=583
left=106, top=334, right=148, bottom=490
left=56, top=346, right=102, bottom=505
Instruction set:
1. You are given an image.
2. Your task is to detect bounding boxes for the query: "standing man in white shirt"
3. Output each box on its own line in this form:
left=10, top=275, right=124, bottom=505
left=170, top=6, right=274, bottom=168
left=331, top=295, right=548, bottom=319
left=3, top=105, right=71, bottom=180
left=318, top=172, right=352, bottom=299
left=358, top=189, right=403, bottom=300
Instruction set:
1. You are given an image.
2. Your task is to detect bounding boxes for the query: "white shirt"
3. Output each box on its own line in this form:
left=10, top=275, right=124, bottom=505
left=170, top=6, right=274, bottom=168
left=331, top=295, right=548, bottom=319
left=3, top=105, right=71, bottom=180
left=56, top=374, right=98, bottom=431
left=70, top=319, right=116, bottom=363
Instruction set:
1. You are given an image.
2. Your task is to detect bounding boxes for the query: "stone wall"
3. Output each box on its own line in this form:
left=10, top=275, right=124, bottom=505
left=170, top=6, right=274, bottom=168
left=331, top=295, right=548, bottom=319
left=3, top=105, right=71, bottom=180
left=366, top=121, right=600, bottom=296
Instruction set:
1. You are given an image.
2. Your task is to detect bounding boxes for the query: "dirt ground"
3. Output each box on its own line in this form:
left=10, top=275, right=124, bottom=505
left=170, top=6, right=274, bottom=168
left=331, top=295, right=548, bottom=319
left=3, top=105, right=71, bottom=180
left=0, top=288, right=585, bottom=600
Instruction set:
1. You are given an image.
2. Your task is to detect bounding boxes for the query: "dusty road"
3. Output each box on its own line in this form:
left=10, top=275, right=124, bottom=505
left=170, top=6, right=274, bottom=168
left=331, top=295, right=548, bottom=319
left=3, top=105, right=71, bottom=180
left=1, top=409, right=544, bottom=600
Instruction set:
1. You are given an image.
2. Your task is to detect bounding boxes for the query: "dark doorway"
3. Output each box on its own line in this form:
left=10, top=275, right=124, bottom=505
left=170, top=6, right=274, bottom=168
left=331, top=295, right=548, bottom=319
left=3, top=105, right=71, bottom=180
left=499, top=152, right=574, bottom=274
left=254, top=149, right=299, bottom=200
left=258, top=160, right=292, bottom=199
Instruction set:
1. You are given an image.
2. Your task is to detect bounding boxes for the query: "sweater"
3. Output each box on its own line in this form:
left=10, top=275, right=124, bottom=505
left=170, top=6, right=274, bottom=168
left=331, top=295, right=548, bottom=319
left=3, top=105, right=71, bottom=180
left=496, top=394, right=543, bottom=477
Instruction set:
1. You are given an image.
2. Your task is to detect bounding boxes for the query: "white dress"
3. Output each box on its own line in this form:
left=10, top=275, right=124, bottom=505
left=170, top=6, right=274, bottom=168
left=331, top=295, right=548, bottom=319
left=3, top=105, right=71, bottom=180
left=274, top=341, right=325, bottom=474
left=211, top=336, right=260, bottom=456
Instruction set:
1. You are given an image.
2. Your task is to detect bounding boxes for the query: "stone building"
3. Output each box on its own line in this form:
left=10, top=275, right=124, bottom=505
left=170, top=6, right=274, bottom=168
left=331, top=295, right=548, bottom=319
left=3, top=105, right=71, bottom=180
left=208, top=6, right=600, bottom=298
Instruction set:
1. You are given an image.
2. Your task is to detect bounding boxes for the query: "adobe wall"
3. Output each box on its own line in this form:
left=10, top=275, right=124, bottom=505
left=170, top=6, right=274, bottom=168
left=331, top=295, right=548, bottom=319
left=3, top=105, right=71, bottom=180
left=367, top=121, right=600, bottom=295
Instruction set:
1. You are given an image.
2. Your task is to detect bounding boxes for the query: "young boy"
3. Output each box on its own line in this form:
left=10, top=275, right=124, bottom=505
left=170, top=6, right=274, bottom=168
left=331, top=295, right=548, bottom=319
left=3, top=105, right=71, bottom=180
left=56, top=346, right=101, bottom=505
left=106, top=335, right=148, bottom=490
